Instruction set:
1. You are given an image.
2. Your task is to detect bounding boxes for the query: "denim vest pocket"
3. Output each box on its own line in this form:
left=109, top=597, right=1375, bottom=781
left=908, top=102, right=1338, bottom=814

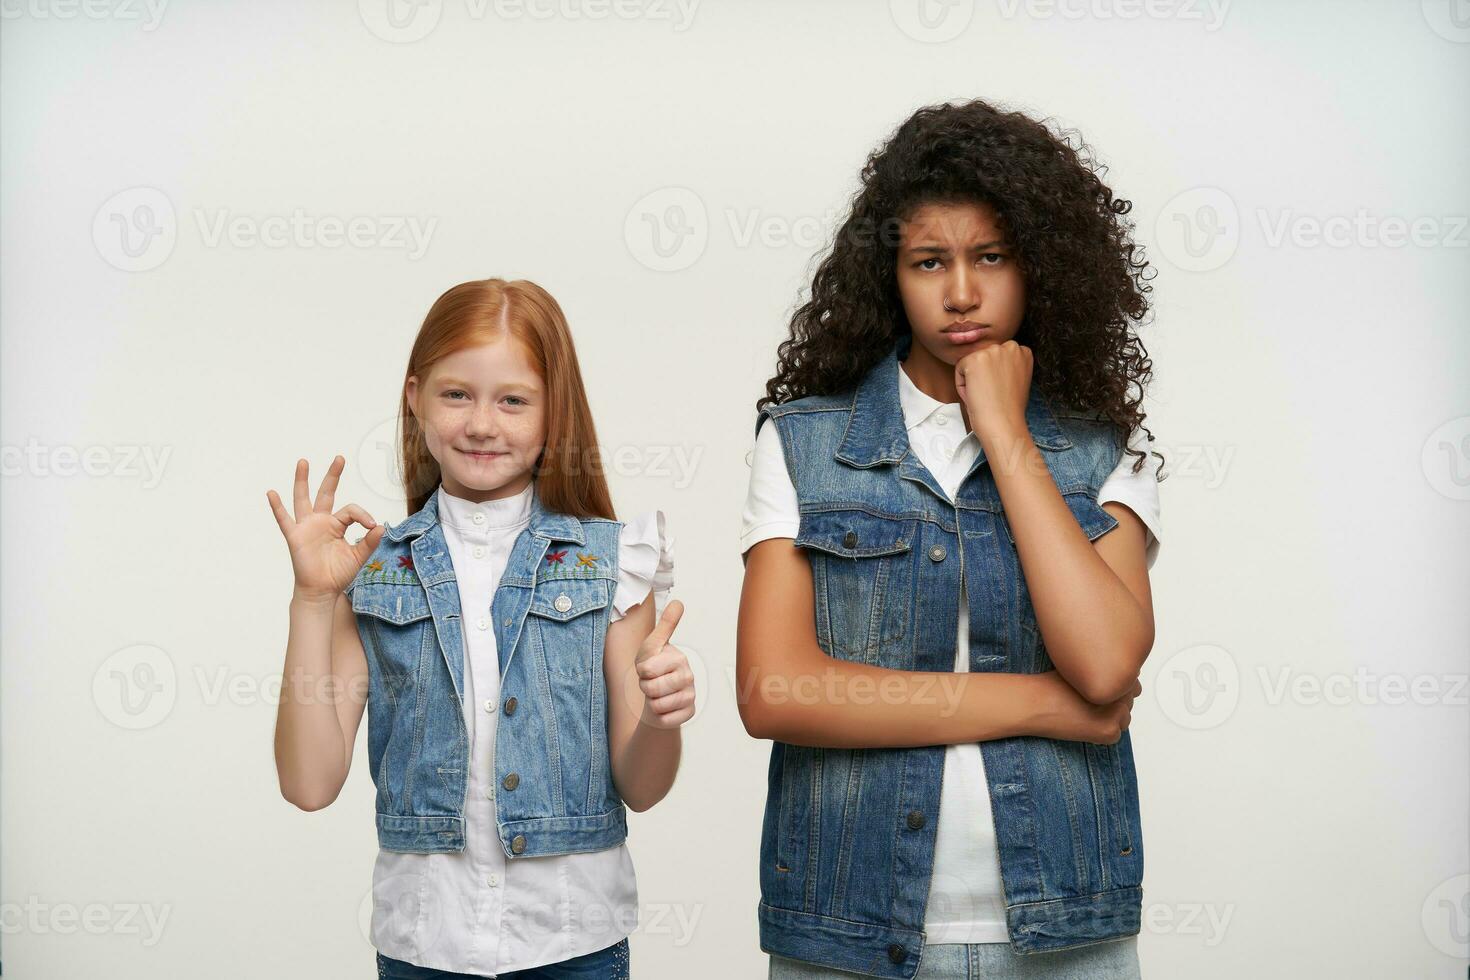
left=771, top=742, right=820, bottom=908
left=351, top=584, right=434, bottom=703
left=525, top=577, right=612, bottom=678
left=1084, top=734, right=1143, bottom=889
left=796, top=509, right=915, bottom=663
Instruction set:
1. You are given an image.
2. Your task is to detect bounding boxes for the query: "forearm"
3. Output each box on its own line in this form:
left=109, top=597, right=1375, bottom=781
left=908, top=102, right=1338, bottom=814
left=610, top=719, right=681, bottom=812
left=274, top=593, right=350, bottom=809
left=738, top=649, right=1051, bottom=749
left=983, top=425, right=1153, bottom=702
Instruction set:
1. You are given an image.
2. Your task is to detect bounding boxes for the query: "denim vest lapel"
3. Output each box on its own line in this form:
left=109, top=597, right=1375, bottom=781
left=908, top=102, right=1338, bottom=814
left=491, top=485, right=587, bottom=681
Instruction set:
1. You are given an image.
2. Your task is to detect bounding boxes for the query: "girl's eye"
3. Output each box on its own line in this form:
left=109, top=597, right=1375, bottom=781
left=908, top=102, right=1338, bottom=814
left=916, top=258, right=942, bottom=271
left=504, top=396, right=528, bottom=407
left=980, top=253, right=1006, bottom=266
left=445, top=390, right=468, bottom=400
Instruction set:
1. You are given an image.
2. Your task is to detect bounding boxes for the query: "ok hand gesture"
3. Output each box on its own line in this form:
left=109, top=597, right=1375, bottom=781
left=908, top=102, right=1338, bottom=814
left=266, top=455, right=385, bottom=604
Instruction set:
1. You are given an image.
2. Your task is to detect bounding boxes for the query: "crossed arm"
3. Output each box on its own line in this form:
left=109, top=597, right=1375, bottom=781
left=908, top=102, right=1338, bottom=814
left=983, top=425, right=1155, bottom=704
left=736, top=438, right=1154, bottom=746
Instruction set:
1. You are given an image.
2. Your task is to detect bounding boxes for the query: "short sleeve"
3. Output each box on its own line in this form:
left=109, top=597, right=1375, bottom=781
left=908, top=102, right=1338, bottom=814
left=609, top=510, right=675, bottom=624
left=740, top=420, right=800, bottom=554
left=1096, top=425, right=1162, bottom=570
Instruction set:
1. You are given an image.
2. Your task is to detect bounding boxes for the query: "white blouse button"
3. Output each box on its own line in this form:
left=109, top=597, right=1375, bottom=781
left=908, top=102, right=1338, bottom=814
left=935, top=413, right=949, bottom=426
left=486, top=873, right=500, bottom=887
left=484, top=699, right=495, bottom=712
left=477, top=616, right=490, bottom=631
left=553, top=594, right=573, bottom=613
left=472, top=512, right=485, bottom=525
left=473, top=545, right=486, bottom=559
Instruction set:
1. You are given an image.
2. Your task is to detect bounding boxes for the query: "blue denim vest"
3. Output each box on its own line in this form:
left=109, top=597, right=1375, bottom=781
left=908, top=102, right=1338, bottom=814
left=345, top=486, right=627, bottom=860
left=754, top=339, right=1144, bottom=975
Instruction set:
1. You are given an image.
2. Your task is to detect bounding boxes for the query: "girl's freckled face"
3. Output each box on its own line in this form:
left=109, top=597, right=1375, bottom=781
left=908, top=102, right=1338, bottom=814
left=406, top=336, right=547, bottom=501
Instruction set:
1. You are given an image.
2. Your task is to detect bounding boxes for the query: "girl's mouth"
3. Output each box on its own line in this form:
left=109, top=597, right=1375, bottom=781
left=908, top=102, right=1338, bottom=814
left=941, top=323, right=991, bottom=345
left=460, top=449, right=506, bottom=461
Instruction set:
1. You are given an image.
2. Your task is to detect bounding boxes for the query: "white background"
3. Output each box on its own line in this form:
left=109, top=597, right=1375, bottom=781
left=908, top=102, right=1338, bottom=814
left=2, top=1, right=1467, bottom=977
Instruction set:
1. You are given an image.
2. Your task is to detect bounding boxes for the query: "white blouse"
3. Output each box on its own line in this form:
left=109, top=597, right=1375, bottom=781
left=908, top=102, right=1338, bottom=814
left=739, top=362, right=1161, bottom=944
left=369, top=482, right=675, bottom=974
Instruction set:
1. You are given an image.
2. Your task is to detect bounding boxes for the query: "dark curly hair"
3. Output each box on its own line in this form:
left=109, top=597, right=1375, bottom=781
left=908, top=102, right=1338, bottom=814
left=758, top=98, right=1164, bottom=478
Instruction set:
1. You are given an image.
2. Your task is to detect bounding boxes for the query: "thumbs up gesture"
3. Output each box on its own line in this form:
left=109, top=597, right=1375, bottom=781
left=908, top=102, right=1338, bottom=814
left=634, top=599, right=695, bottom=729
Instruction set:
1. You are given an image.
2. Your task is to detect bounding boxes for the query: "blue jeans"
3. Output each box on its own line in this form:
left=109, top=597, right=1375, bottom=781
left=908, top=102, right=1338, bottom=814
left=375, top=938, right=630, bottom=979
left=770, top=936, right=1141, bottom=979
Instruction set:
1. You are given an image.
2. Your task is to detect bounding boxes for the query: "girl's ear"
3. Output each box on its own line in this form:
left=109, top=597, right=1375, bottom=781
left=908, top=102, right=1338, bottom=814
left=404, top=374, right=420, bottom=420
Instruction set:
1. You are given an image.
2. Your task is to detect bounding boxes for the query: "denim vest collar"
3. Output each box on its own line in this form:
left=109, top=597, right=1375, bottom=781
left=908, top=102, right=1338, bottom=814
left=836, top=339, right=1072, bottom=470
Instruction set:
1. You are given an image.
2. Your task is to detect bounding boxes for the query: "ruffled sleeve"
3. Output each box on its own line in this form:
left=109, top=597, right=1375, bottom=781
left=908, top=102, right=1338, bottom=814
left=610, top=510, right=675, bottom=624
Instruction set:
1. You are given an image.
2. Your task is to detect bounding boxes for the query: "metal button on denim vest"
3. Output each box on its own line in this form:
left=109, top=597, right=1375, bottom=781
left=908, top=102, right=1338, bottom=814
left=346, top=487, right=627, bottom=859
left=754, top=340, right=1144, bottom=977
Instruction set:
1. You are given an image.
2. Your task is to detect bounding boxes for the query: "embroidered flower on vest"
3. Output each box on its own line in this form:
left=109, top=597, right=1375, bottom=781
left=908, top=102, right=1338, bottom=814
left=539, top=549, right=602, bottom=581
left=358, top=554, right=420, bottom=587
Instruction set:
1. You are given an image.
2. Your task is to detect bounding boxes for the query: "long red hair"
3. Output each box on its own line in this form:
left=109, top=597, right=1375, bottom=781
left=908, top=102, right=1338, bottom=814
left=397, top=278, right=615, bottom=520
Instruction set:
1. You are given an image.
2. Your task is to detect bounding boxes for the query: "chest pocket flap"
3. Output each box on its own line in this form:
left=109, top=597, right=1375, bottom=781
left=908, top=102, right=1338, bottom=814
left=527, top=577, right=612, bottom=622
left=796, top=509, right=916, bottom=558
left=350, top=583, right=433, bottom=625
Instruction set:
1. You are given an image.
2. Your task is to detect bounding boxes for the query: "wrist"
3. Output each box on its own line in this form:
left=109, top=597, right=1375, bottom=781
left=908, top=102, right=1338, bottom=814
left=637, top=703, right=683, bottom=734
left=979, top=421, right=1035, bottom=478
left=1018, top=673, right=1063, bottom=738
left=977, top=416, right=1029, bottom=447
left=291, top=586, right=339, bottom=611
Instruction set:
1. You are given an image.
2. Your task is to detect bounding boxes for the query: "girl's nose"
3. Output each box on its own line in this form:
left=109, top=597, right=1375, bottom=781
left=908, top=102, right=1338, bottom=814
left=465, top=408, right=499, bottom=438
left=947, top=272, right=978, bottom=314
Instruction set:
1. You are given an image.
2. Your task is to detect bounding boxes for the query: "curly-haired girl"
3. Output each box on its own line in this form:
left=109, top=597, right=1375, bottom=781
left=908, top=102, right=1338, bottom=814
left=738, top=98, right=1165, bottom=980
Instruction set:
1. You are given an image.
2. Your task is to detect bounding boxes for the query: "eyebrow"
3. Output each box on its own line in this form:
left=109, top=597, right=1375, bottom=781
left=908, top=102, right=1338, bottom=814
left=437, top=377, right=540, bottom=392
left=904, top=239, right=1009, bottom=255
